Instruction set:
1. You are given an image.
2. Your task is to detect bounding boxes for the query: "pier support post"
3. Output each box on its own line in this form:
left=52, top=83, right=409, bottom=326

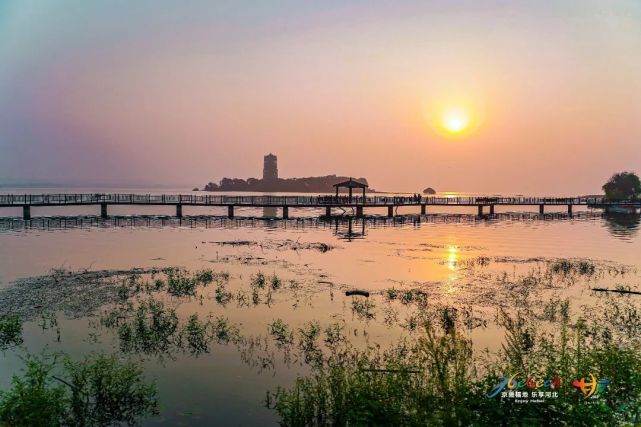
left=567, top=204, right=573, bottom=216
left=420, top=204, right=426, bottom=215
left=539, top=204, right=545, bottom=214
left=282, top=206, right=289, bottom=219
left=478, top=205, right=484, bottom=216
left=227, top=206, right=234, bottom=218
left=23, top=205, right=31, bottom=220
left=100, top=203, right=108, bottom=219
left=176, top=204, right=183, bottom=218
left=387, top=206, right=394, bottom=218
left=325, top=206, right=331, bottom=217
left=489, top=205, right=495, bottom=215
left=356, top=206, right=363, bottom=218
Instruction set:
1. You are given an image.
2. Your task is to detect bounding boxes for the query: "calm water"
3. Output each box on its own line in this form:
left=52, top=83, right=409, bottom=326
left=0, top=189, right=640, bottom=425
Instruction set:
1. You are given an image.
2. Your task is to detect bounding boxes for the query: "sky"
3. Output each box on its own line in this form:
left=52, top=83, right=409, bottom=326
left=1, top=0, right=640, bottom=194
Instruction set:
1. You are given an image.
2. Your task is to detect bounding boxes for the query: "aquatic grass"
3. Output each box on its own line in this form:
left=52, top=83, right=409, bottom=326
left=195, top=269, right=214, bottom=285
left=400, top=289, right=428, bottom=306
left=166, top=270, right=199, bottom=297
left=252, top=288, right=261, bottom=306
left=267, top=322, right=481, bottom=426
left=297, top=322, right=322, bottom=367
left=102, top=297, right=241, bottom=357
left=549, top=259, right=596, bottom=277
left=251, top=272, right=267, bottom=289
left=117, top=298, right=180, bottom=356
left=0, top=315, right=23, bottom=350
left=269, top=319, right=294, bottom=348
left=182, top=314, right=210, bottom=356
left=351, top=298, right=376, bottom=321
left=541, top=298, right=571, bottom=322
left=323, top=322, right=346, bottom=349
left=214, top=282, right=233, bottom=306
left=270, top=274, right=282, bottom=290
left=268, top=297, right=641, bottom=426
left=211, top=316, right=240, bottom=345
left=384, top=288, right=399, bottom=301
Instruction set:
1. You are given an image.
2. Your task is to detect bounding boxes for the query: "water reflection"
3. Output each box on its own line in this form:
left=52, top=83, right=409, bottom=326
left=333, top=217, right=366, bottom=241
left=446, top=245, right=459, bottom=271
left=604, top=213, right=640, bottom=240
left=262, top=207, right=277, bottom=218
left=0, top=211, right=605, bottom=241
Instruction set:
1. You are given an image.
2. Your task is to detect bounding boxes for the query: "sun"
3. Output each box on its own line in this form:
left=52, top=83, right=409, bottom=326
left=441, top=108, right=470, bottom=134
left=421, top=86, right=486, bottom=139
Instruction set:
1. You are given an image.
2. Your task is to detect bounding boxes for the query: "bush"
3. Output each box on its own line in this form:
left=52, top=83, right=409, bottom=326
left=0, top=351, right=158, bottom=426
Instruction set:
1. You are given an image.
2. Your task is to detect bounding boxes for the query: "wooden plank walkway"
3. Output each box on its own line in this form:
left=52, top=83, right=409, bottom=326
left=0, top=193, right=638, bottom=219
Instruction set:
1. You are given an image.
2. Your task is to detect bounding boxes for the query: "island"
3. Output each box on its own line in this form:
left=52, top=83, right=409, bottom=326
left=423, top=187, right=436, bottom=195
left=201, top=154, right=373, bottom=193
left=203, top=174, right=372, bottom=193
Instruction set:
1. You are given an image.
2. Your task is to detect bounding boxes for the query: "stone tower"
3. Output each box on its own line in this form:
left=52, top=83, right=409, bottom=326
left=263, top=153, right=278, bottom=182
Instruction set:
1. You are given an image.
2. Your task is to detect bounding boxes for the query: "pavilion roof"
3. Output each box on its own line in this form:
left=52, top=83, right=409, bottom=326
left=333, top=178, right=368, bottom=189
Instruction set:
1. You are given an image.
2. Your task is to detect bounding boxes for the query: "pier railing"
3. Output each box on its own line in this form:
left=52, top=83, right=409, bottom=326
left=0, top=193, right=633, bottom=207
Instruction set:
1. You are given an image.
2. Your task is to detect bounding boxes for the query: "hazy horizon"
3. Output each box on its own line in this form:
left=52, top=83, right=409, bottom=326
left=1, top=1, right=640, bottom=194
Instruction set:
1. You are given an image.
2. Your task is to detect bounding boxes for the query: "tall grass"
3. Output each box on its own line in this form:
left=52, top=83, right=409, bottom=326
left=267, top=302, right=641, bottom=426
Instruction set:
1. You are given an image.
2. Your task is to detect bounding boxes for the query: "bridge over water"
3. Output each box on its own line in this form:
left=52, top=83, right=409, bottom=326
left=0, top=193, right=638, bottom=220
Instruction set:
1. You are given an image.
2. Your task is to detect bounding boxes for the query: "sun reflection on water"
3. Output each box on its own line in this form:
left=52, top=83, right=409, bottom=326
left=447, top=245, right=459, bottom=271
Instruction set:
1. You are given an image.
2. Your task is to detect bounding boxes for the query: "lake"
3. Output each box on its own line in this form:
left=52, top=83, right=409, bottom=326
left=0, top=190, right=640, bottom=425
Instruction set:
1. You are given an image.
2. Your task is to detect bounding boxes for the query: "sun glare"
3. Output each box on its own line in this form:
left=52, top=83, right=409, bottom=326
left=441, top=109, right=470, bottom=134
left=421, top=86, right=486, bottom=139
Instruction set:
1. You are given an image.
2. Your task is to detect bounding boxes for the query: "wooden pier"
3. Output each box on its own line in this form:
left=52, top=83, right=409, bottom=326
left=0, top=193, right=639, bottom=220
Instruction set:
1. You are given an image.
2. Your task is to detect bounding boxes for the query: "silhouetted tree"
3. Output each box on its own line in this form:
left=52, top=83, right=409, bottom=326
left=602, top=172, right=641, bottom=200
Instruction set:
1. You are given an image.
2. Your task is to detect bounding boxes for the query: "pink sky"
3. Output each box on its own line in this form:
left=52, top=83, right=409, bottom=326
left=1, top=1, right=640, bottom=194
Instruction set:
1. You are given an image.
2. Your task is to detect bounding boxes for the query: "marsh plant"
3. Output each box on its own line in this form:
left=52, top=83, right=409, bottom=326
left=116, top=298, right=180, bottom=356
left=100, top=296, right=241, bottom=358
left=549, top=259, right=596, bottom=276
left=0, top=315, right=23, bottom=350
left=267, top=300, right=641, bottom=426
left=351, top=298, right=376, bottom=321
left=251, top=271, right=267, bottom=289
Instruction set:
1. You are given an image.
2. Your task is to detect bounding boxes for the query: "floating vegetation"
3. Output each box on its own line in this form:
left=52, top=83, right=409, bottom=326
left=208, top=239, right=337, bottom=252
left=0, top=351, right=158, bottom=426
left=0, top=267, right=238, bottom=323
left=0, top=268, right=168, bottom=320
left=549, top=259, right=596, bottom=276
left=382, top=287, right=429, bottom=306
